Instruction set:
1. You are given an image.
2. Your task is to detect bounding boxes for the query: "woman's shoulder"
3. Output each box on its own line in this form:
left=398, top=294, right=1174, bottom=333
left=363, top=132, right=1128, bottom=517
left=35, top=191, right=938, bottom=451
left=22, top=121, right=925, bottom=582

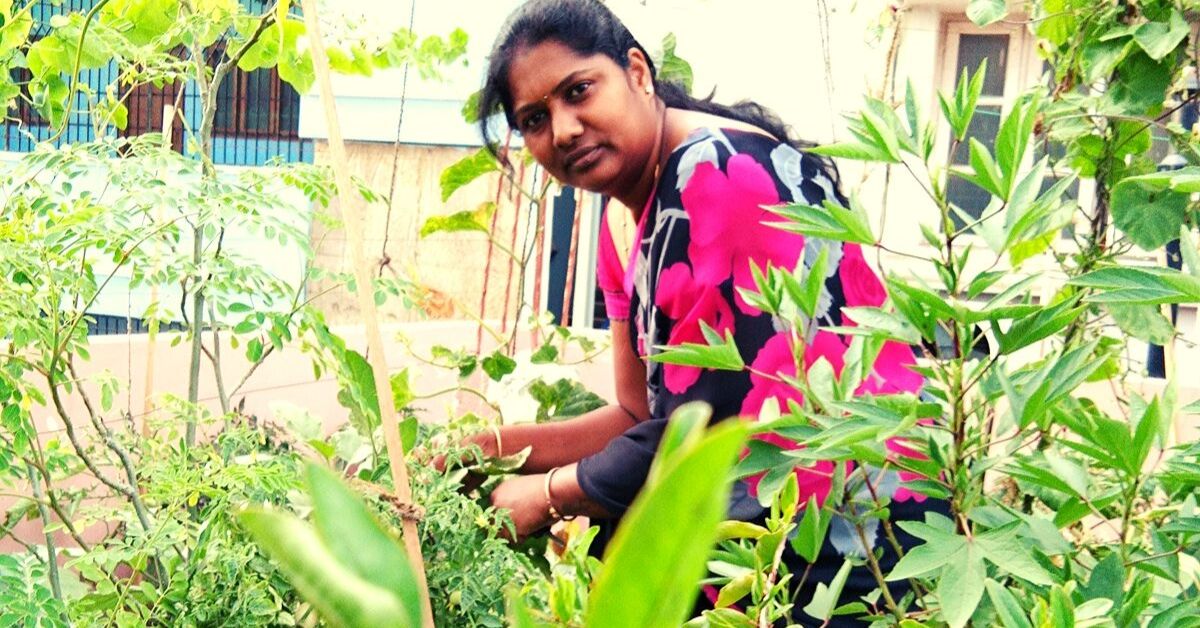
left=663, top=125, right=838, bottom=206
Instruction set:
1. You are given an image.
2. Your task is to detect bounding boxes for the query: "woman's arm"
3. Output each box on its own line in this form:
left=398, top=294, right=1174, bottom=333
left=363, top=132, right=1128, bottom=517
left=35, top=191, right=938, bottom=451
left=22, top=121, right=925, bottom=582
left=487, top=320, right=648, bottom=536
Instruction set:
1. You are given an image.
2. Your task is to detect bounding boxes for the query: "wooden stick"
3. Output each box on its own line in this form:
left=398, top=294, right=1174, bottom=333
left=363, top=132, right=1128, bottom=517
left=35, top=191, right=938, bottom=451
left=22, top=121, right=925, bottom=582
left=299, top=2, right=433, bottom=626
left=140, top=105, right=176, bottom=435
left=560, top=186, right=584, bottom=328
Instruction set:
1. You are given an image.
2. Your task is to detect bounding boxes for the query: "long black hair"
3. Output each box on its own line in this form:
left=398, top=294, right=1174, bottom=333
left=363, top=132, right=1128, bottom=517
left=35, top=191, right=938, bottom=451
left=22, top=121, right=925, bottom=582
left=478, top=0, right=831, bottom=174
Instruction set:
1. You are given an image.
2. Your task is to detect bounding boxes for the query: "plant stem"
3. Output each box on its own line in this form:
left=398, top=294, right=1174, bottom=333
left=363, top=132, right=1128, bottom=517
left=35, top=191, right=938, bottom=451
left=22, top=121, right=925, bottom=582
left=25, top=462, right=65, bottom=607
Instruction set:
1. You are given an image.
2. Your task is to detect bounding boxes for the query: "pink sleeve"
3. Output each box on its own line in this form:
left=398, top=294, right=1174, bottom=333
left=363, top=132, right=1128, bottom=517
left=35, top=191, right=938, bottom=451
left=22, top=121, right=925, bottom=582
left=597, top=210, right=631, bottom=320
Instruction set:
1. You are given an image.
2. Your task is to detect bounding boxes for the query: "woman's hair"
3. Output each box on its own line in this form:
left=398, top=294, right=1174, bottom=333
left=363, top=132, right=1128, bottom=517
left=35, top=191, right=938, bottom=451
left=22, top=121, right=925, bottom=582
left=478, top=0, right=827, bottom=167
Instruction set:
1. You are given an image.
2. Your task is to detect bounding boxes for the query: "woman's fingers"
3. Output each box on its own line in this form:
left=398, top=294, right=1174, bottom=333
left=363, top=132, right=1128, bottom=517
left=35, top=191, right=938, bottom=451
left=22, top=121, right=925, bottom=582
left=490, top=474, right=552, bottom=542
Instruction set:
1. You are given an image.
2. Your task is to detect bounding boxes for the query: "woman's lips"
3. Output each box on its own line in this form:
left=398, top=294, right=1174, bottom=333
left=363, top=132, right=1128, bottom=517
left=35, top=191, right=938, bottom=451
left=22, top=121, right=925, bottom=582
left=565, top=145, right=602, bottom=173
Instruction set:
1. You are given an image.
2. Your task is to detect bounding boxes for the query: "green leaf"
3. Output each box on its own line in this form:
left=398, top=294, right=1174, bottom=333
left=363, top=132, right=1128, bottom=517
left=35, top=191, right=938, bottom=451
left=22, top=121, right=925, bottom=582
left=803, top=559, right=854, bottom=621
left=239, top=510, right=413, bottom=627
left=238, top=464, right=421, bottom=628
left=650, top=323, right=744, bottom=371
left=791, top=496, right=830, bottom=563
left=587, top=410, right=749, bottom=628
left=976, top=523, right=1054, bottom=585
left=656, top=33, right=694, bottom=94
left=1106, top=304, right=1176, bottom=344
left=1081, top=553, right=1125, bottom=608
left=1179, top=226, right=1200, bottom=279
left=1070, top=267, right=1200, bottom=305
left=440, top=149, right=498, bottom=202
left=1132, top=10, right=1189, bottom=61
left=481, top=352, right=517, bottom=381
left=715, top=520, right=769, bottom=542
left=1112, top=178, right=1189, bottom=250
left=1107, top=50, right=1172, bottom=115
left=985, top=579, right=1033, bottom=628
left=997, top=295, right=1084, bottom=354
left=305, top=465, right=420, bottom=622
left=840, top=306, right=922, bottom=344
left=939, top=543, right=985, bottom=628
left=887, top=534, right=965, bottom=581
left=390, top=369, right=414, bottom=409
left=529, top=342, right=559, bottom=364
left=966, top=0, right=1006, bottom=26
left=420, top=202, right=496, bottom=238
left=765, top=196, right=875, bottom=245
left=808, top=141, right=892, bottom=162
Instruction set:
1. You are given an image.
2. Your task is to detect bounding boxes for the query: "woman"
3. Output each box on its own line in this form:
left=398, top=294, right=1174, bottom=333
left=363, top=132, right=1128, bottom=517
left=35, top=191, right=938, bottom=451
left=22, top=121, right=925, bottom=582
left=456, top=0, right=937, bottom=621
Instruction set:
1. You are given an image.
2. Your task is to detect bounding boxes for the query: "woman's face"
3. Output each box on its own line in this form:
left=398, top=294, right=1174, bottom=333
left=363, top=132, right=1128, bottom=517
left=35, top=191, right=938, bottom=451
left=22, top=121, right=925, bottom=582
left=506, top=39, right=658, bottom=198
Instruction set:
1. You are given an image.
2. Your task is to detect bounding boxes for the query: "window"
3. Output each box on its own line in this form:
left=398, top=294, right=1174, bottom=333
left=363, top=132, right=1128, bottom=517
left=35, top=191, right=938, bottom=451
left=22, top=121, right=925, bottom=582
left=213, top=65, right=301, bottom=138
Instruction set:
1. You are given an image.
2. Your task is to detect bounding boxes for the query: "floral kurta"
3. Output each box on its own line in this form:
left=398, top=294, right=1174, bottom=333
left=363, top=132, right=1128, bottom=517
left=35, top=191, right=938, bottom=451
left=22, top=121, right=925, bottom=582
left=581, top=128, right=925, bottom=518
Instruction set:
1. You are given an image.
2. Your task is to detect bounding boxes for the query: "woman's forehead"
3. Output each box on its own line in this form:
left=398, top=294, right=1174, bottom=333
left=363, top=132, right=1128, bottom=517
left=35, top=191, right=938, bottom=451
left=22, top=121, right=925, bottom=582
left=507, top=40, right=617, bottom=106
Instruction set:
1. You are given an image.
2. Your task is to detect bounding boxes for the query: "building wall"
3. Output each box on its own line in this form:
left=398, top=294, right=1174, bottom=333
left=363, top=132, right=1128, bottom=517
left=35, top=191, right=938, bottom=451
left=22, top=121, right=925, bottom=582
left=308, top=140, right=533, bottom=325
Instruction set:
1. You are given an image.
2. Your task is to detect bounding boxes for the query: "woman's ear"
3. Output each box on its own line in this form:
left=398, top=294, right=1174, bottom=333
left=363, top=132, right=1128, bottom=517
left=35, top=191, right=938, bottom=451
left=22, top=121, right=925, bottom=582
left=625, top=47, right=654, bottom=95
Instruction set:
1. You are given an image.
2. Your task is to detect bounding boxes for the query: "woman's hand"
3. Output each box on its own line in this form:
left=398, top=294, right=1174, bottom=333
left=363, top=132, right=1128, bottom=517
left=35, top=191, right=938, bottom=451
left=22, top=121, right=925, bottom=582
left=428, top=428, right=499, bottom=474
left=490, top=474, right=554, bottom=541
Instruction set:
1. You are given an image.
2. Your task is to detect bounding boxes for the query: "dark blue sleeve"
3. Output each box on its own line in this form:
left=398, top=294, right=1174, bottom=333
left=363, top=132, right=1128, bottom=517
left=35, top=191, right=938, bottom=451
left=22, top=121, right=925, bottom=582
left=575, top=419, right=666, bottom=516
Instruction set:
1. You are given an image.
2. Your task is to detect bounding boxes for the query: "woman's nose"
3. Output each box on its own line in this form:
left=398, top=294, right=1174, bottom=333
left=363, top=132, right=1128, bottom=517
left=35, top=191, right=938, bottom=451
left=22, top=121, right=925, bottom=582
left=552, top=111, right=583, bottom=149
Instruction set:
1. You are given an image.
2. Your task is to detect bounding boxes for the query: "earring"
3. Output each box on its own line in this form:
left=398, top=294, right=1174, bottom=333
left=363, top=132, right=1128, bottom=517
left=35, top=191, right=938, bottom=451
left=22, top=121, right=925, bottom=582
left=645, top=85, right=653, bottom=95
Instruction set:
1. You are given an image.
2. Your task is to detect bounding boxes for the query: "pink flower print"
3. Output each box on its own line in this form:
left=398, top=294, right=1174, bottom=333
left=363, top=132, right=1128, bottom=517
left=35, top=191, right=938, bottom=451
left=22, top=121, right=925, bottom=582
left=682, top=155, right=804, bottom=315
left=740, top=332, right=854, bottom=506
left=838, top=243, right=886, bottom=308
left=886, top=438, right=929, bottom=503
left=655, top=262, right=736, bottom=394
left=852, top=340, right=924, bottom=396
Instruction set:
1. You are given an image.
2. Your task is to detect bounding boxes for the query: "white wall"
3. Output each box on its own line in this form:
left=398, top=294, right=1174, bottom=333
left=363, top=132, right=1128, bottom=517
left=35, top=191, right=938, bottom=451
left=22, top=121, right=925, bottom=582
left=297, top=0, right=899, bottom=147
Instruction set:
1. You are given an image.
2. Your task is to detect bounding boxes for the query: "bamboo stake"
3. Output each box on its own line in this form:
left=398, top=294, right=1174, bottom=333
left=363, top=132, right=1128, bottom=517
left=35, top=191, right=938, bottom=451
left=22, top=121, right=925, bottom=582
left=559, top=186, right=584, bottom=327
left=140, top=105, right=175, bottom=436
left=299, top=2, right=433, bottom=626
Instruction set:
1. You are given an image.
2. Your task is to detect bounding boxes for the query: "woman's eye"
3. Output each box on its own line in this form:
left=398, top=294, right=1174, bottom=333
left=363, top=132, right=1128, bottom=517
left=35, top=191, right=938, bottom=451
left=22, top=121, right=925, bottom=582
left=520, top=111, right=546, bottom=132
left=566, top=81, right=592, bottom=100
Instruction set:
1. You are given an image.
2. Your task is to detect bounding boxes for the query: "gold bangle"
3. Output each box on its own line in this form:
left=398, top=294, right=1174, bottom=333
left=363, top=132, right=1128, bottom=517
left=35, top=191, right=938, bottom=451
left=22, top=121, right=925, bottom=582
left=489, top=425, right=503, bottom=458
left=543, top=466, right=576, bottom=521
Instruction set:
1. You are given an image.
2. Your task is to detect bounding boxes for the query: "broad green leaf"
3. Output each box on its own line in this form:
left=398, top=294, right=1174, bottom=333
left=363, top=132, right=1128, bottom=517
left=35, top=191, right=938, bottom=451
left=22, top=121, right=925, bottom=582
left=650, top=323, right=744, bottom=371
left=1106, top=304, right=1175, bottom=344
left=419, top=201, right=496, bottom=238
left=305, top=465, right=420, bottom=623
left=239, top=510, right=414, bottom=628
left=985, top=579, right=1033, bottom=628
left=939, top=544, right=985, bottom=628
left=481, top=352, right=516, bottom=381
left=803, top=559, right=853, bottom=621
left=1111, top=178, right=1188, bottom=250
left=390, top=369, right=414, bottom=409
left=976, top=523, right=1054, bottom=585
left=966, top=0, right=1006, bottom=26
left=587, top=413, right=748, bottom=628
left=1132, top=10, right=1189, bottom=61
left=962, top=138, right=1005, bottom=199
left=656, top=33, right=694, bottom=94
left=1081, top=553, right=1125, bottom=608
left=995, top=99, right=1037, bottom=194
left=440, top=149, right=499, bottom=202
left=1107, top=50, right=1172, bottom=115
left=791, top=495, right=830, bottom=563
left=1070, top=267, right=1200, bottom=305
left=887, top=534, right=965, bottom=581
